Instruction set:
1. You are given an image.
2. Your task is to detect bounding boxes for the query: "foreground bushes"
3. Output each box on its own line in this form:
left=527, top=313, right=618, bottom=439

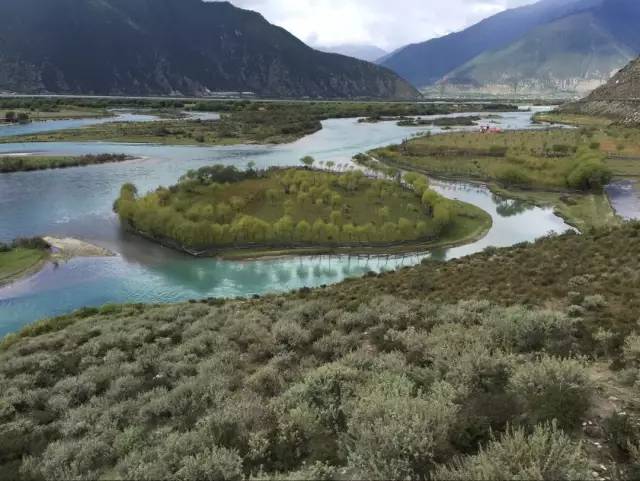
left=0, top=296, right=594, bottom=480
left=435, top=423, right=594, bottom=480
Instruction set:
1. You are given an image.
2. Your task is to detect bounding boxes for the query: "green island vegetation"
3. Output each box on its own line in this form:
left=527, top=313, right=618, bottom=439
left=0, top=97, right=519, bottom=146
left=396, top=115, right=482, bottom=127
left=0, top=154, right=132, bottom=173
left=114, top=163, right=491, bottom=257
left=0, top=237, right=50, bottom=286
left=2, top=111, right=30, bottom=124
left=0, top=99, right=110, bottom=123
left=4, top=223, right=640, bottom=479
left=366, top=123, right=640, bottom=230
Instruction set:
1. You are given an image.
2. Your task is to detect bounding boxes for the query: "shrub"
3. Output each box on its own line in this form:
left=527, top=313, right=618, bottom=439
left=345, top=375, right=458, bottom=480
left=434, top=423, right=594, bottom=480
left=509, top=356, right=592, bottom=429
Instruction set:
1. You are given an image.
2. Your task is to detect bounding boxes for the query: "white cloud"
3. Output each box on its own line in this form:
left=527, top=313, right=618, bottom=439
left=222, top=0, right=538, bottom=50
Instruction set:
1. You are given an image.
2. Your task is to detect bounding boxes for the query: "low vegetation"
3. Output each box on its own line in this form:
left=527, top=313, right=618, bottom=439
left=0, top=154, right=132, bottom=173
left=115, top=164, right=490, bottom=256
left=0, top=98, right=519, bottom=146
left=364, top=122, right=640, bottom=229
left=4, top=222, right=640, bottom=479
left=372, top=129, right=614, bottom=192
left=0, top=238, right=50, bottom=285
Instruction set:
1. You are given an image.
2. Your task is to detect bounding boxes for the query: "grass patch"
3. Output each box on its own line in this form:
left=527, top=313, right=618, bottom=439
left=0, top=248, right=47, bottom=285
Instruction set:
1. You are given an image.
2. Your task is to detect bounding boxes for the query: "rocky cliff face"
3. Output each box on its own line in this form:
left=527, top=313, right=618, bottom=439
left=0, top=0, right=419, bottom=100
left=561, top=57, right=640, bottom=124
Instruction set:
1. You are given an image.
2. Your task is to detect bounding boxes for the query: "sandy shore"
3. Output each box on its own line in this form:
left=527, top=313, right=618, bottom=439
left=43, top=237, right=115, bottom=260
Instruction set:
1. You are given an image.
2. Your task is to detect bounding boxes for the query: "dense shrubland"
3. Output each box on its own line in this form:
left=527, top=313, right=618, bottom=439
left=0, top=298, right=595, bottom=480
left=3, top=224, right=640, bottom=478
left=114, top=165, right=484, bottom=254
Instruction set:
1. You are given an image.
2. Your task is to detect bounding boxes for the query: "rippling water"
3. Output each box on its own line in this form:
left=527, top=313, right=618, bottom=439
left=0, top=108, right=573, bottom=334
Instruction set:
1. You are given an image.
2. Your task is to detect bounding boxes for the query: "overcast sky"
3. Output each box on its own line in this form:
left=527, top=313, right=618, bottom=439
left=225, top=0, right=539, bottom=51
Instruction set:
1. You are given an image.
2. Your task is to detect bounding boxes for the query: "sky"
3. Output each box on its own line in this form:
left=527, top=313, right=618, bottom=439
left=224, top=0, right=539, bottom=51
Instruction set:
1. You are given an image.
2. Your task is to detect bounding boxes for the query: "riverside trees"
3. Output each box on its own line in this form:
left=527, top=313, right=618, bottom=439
left=114, top=165, right=475, bottom=253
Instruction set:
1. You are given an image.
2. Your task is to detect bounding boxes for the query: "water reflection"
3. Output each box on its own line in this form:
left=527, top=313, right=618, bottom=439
left=493, top=196, right=535, bottom=217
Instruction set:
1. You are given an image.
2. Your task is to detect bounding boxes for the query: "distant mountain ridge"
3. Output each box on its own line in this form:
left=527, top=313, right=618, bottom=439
left=380, top=0, right=640, bottom=96
left=316, top=44, right=388, bottom=63
left=0, top=0, right=418, bottom=99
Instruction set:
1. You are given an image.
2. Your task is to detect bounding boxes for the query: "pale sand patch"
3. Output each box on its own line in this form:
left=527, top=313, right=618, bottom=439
left=43, top=237, right=115, bottom=260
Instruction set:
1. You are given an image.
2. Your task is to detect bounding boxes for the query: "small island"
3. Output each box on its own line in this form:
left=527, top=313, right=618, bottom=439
left=0, top=153, right=134, bottom=174
left=114, top=162, right=491, bottom=258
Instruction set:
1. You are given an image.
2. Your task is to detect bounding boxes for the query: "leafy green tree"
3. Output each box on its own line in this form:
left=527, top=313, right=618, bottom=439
left=295, top=220, right=312, bottom=242
left=300, top=156, right=315, bottom=169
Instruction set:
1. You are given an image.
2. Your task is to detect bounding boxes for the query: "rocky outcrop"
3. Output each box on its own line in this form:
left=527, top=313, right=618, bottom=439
left=560, top=57, right=640, bottom=125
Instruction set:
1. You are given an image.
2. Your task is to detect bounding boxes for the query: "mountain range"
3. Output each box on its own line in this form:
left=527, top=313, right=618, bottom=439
left=380, top=0, right=640, bottom=96
left=0, top=0, right=418, bottom=99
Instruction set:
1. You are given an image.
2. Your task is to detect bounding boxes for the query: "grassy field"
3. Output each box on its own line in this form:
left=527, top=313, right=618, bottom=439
left=116, top=166, right=491, bottom=255
left=0, top=248, right=47, bottom=286
left=3, top=223, right=640, bottom=479
left=0, top=154, right=132, bottom=173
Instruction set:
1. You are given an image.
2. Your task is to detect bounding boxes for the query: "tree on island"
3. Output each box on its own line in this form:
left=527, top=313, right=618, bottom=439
left=4, top=111, right=16, bottom=123
left=300, top=156, right=315, bottom=169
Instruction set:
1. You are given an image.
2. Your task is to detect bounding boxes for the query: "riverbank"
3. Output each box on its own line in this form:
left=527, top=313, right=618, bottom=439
left=0, top=153, right=135, bottom=173
left=0, top=248, right=49, bottom=287
left=0, top=237, right=114, bottom=288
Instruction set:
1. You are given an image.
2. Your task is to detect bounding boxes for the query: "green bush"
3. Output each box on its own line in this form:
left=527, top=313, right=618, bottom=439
left=509, top=356, right=592, bottom=429
left=345, top=375, right=458, bottom=480
left=434, top=423, right=594, bottom=480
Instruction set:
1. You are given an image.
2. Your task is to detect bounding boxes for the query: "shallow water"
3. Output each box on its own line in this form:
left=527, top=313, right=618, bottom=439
left=0, top=108, right=573, bottom=334
left=606, top=179, right=640, bottom=220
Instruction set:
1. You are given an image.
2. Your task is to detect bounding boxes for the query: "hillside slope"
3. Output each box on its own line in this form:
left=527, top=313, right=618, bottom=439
left=0, top=0, right=418, bottom=99
left=442, top=10, right=636, bottom=95
left=3, top=223, right=640, bottom=479
left=560, top=56, right=640, bottom=124
left=380, top=0, right=595, bottom=87
left=381, top=0, right=640, bottom=95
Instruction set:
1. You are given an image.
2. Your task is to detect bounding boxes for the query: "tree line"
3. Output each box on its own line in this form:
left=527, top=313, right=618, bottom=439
left=115, top=164, right=456, bottom=252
